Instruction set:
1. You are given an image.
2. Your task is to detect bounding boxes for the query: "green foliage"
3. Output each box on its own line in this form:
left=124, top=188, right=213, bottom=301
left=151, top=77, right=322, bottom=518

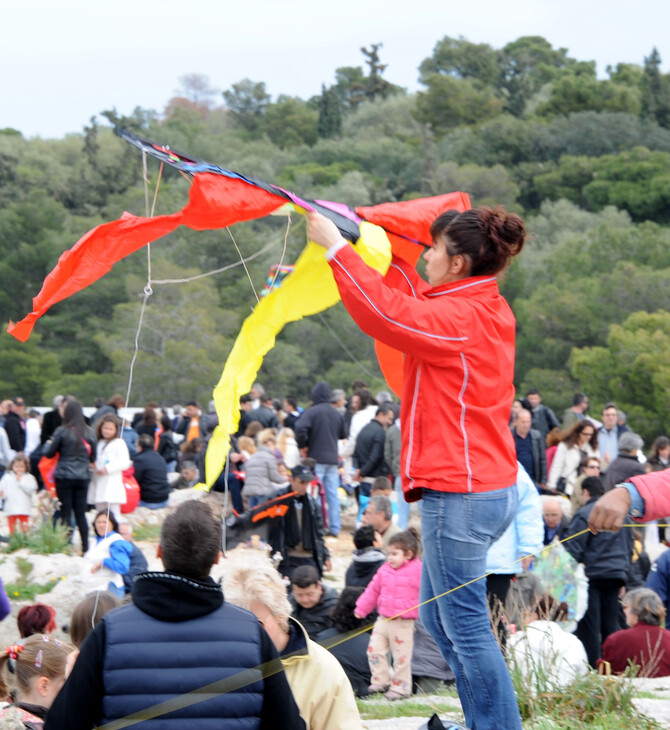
left=0, top=335, right=61, bottom=404
left=262, top=96, right=318, bottom=148
left=569, top=311, right=670, bottom=443
left=317, top=85, right=342, bottom=139
left=532, top=147, right=670, bottom=222
left=419, top=36, right=500, bottom=87
left=132, top=523, right=162, bottom=542
left=222, top=79, right=271, bottom=132
left=642, top=48, right=670, bottom=128
left=538, top=72, right=641, bottom=117
left=6, top=521, right=71, bottom=555
left=416, top=75, right=505, bottom=133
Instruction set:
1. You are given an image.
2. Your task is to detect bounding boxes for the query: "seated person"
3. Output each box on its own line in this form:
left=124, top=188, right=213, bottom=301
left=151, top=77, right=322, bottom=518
left=318, top=586, right=372, bottom=697
left=132, top=434, right=170, bottom=509
left=601, top=587, right=670, bottom=677
left=357, top=476, right=397, bottom=526
left=289, top=565, right=339, bottom=640
left=508, top=594, right=589, bottom=689
left=118, top=522, right=149, bottom=594
left=345, top=525, right=385, bottom=588
left=225, top=560, right=362, bottom=730
left=411, top=617, right=455, bottom=694
left=172, top=460, right=200, bottom=490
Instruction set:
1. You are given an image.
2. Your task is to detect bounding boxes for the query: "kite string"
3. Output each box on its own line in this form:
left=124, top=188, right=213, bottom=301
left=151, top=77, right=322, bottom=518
left=227, top=227, right=260, bottom=304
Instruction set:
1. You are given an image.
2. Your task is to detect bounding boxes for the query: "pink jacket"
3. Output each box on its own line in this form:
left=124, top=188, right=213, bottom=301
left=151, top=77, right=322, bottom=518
left=630, top=470, right=670, bottom=521
left=355, top=558, right=422, bottom=620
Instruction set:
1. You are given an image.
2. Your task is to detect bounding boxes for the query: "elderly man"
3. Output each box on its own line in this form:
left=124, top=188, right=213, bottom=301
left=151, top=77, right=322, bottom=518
left=603, top=432, right=645, bottom=492
left=363, top=495, right=401, bottom=552
left=511, top=408, right=547, bottom=490
left=542, top=497, right=568, bottom=546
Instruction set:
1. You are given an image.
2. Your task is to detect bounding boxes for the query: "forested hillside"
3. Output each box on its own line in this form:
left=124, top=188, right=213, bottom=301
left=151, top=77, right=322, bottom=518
left=2, top=36, right=670, bottom=441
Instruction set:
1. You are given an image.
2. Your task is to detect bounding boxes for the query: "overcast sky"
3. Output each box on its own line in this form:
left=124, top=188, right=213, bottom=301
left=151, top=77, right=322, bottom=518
left=4, top=0, right=669, bottom=139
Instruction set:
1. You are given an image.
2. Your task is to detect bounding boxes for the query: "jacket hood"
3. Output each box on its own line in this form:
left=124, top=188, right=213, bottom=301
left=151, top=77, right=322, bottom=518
left=132, top=571, right=223, bottom=621
left=352, top=547, right=387, bottom=565
left=310, top=381, right=332, bottom=405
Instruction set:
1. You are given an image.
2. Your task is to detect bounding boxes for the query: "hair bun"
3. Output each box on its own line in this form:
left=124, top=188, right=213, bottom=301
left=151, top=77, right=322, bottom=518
left=480, top=207, right=526, bottom=257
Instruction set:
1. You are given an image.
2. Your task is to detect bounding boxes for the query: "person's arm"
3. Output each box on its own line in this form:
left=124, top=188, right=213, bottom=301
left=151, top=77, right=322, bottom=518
left=562, top=511, right=589, bottom=564
left=103, top=539, right=132, bottom=574
left=645, top=557, right=670, bottom=608
left=266, top=453, right=285, bottom=485
left=588, top=480, right=646, bottom=533
left=19, top=473, right=38, bottom=496
left=0, top=577, right=11, bottom=621
left=258, top=629, right=306, bottom=730
left=537, top=436, right=548, bottom=486
left=354, top=569, right=382, bottom=618
left=547, top=442, right=566, bottom=491
left=546, top=407, right=560, bottom=431
left=294, top=413, right=310, bottom=451
left=307, top=213, right=476, bottom=364
left=358, top=430, right=385, bottom=477
left=42, top=428, right=63, bottom=459
left=45, top=621, right=106, bottom=730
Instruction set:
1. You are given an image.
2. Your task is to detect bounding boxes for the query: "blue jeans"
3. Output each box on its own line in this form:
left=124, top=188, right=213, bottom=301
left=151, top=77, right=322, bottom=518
left=138, top=499, right=169, bottom=510
left=315, top=463, right=340, bottom=535
left=394, top=475, right=411, bottom=529
left=419, top=485, right=521, bottom=730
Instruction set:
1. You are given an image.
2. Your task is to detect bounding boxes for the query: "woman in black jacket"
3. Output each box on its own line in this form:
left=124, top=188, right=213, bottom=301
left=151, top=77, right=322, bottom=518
left=44, top=398, right=96, bottom=553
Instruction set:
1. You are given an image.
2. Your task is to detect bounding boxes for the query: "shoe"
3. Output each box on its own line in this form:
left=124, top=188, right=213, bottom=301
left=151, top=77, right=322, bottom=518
left=368, top=684, right=389, bottom=694
left=0, top=535, right=9, bottom=544
left=384, top=690, right=408, bottom=701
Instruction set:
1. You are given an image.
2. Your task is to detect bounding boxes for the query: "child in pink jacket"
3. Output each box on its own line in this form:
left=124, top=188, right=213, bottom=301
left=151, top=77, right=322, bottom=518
left=354, top=528, right=422, bottom=699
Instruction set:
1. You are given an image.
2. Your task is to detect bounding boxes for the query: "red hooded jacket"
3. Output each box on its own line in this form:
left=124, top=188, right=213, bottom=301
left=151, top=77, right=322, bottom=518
left=328, top=244, right=517, bottom=501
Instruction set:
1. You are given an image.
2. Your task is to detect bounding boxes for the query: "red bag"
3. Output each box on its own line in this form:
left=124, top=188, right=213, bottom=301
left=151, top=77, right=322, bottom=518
left=121, top=466, right=140, bottom=514
left=38, top=454, right=59, bottom=498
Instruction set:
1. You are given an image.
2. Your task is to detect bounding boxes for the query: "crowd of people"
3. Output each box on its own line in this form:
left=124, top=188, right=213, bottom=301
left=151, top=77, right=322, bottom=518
left=2, top=202, right=670, bottom=729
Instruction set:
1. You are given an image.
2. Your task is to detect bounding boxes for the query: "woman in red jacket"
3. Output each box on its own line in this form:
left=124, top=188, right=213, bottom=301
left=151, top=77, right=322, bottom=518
left=307, top=207, right=525, bottom=730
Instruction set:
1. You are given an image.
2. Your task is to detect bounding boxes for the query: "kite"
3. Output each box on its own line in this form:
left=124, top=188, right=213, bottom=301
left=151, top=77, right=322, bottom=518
left=8, top=130, right=471, bottom=485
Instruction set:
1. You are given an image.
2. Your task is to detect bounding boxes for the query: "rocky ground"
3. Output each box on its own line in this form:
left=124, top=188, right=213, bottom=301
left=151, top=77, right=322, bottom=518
left=1, top=491, right=669, bottom=728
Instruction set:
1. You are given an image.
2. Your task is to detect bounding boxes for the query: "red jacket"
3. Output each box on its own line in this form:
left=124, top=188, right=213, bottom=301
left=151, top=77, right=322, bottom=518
left=328, top=245, right=517, bottom=500
left=601, top=622, right=670, bottom=677
left=630, top=470, right=670, bottom=522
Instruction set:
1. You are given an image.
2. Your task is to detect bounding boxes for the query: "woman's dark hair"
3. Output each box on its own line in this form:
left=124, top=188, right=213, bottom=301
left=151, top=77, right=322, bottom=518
left=17, top=603, right=57, bottom=638
left=353, top=388, right=376, bottom=409
left=562, top=419, right=597, bottom=450
left=430, top=207, right=525, bottom=277
left=160, top=414, right=173, bottom=432
left=387, top=527, right=421, bottom=559
left=141, top=405, right=157, bottom=427
left=92, top=510, right=120, bottom=537
left=62, top=398, right=89, bottom=444
left=95, top=413, right=121, bottom=441
left=530, top=594, right=568, bottom=623
left=649, top=436, right=670, bottom=461
left=70, top=591, right=121, bottom=648
left=330, top=586, right=369, bottom=633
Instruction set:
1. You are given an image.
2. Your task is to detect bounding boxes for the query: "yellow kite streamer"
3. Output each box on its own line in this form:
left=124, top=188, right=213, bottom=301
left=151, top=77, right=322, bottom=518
left=204, top=222, right=391, bottom=487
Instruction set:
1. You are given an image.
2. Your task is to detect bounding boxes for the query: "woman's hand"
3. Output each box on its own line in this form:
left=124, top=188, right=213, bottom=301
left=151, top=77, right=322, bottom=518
left=90, top=561, right=102, bottom=574
left=306, top=211, right=344, bottom=250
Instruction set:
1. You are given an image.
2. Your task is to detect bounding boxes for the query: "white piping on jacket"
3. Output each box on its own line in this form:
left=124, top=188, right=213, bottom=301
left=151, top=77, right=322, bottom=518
left=331, top=257, right=468, bottom=343
left=458, top=352, right=473, bottom=491
left=390, top=263, right=418, bottom=298
left=404, top=365, right=422, bottom=489
left=426, top=277, right=496, bottom=297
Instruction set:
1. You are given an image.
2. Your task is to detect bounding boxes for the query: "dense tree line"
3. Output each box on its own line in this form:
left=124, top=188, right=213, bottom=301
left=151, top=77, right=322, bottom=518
left=1, top=36, right=670, bottom=443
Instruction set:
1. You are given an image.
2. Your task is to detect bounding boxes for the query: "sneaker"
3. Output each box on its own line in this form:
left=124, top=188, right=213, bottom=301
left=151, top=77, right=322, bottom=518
left=368, top=684, right=389, bottom=694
